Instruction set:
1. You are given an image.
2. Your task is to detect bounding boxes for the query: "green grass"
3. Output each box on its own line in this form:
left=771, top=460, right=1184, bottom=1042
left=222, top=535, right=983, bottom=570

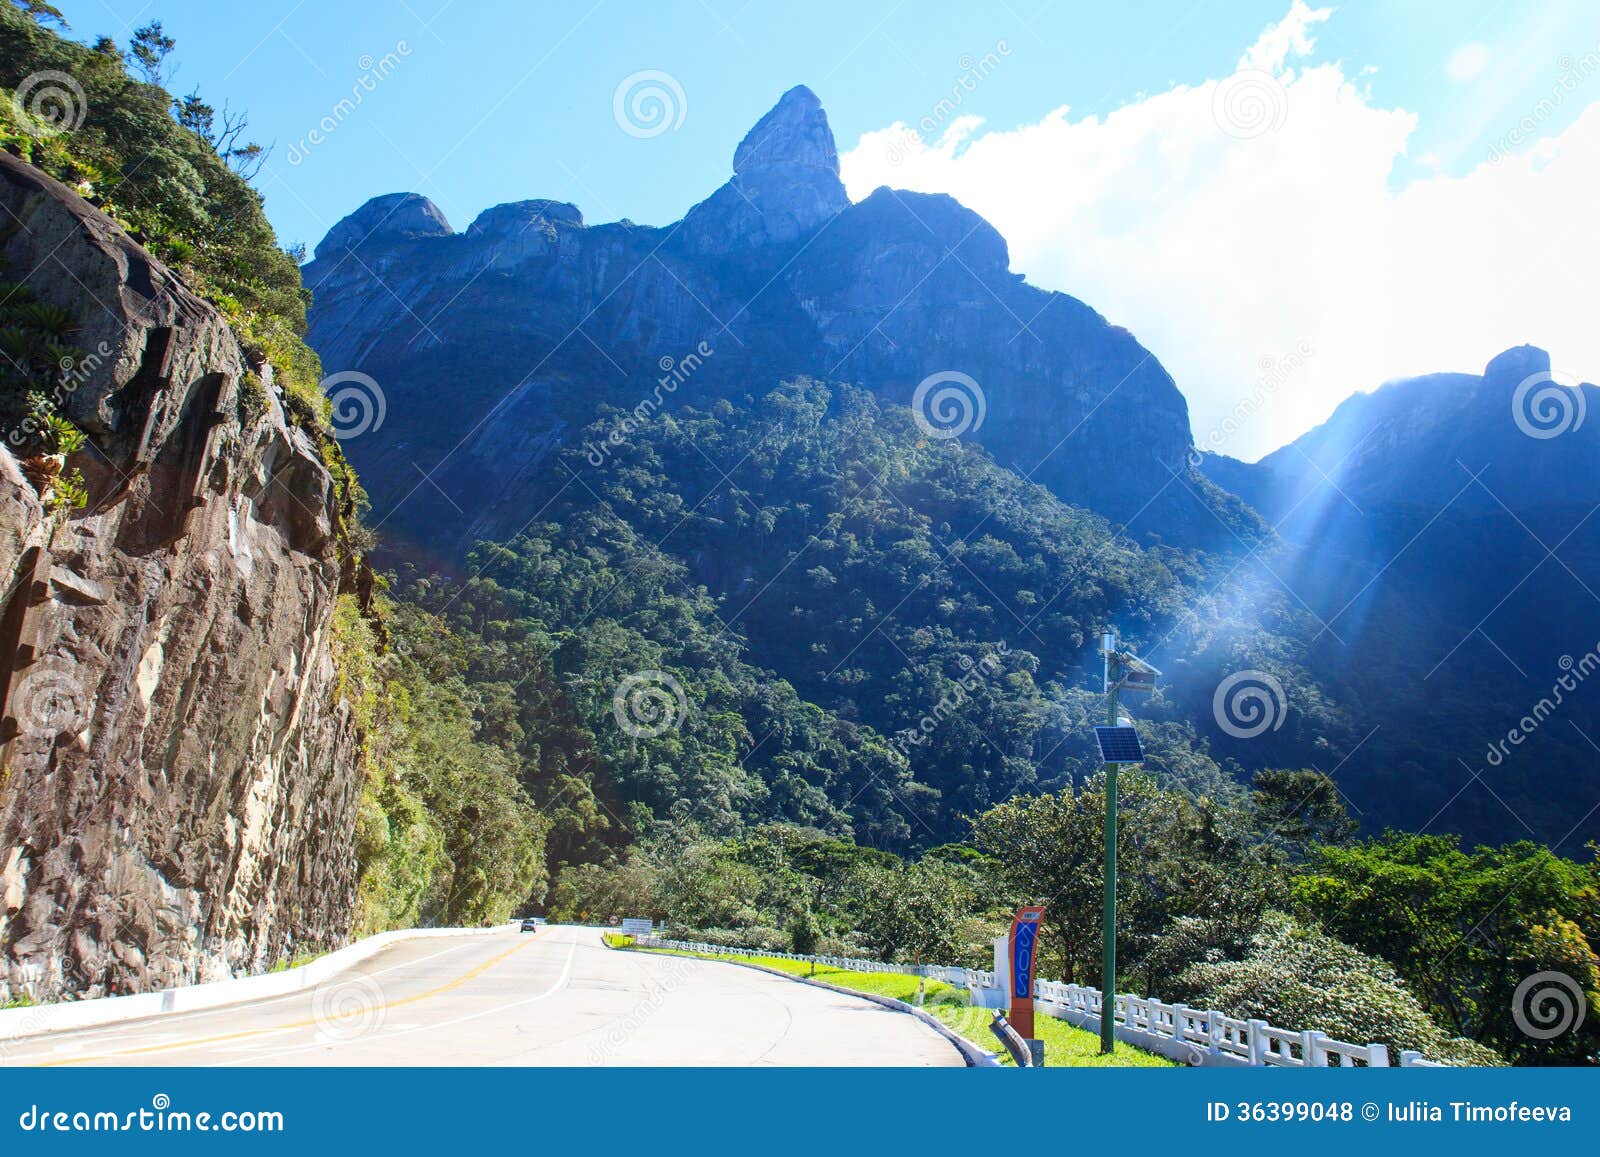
left=633, top=944, right=959, bottom=1002
left=626, top=944, right=1174, bottom=1067
left=928, top=1004, right=1177, bottom=1067
left=2, top=993, right=39, bottom=1010
left=602, top=933, right=635, bottom=949
left=268, top=948, right=328, bottom=973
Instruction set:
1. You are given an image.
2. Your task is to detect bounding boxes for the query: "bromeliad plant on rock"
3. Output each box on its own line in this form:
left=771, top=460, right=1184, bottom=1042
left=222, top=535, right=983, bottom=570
left=0, top=279, right=90, bottom=511
left=22, top=413, right=88, bottom=511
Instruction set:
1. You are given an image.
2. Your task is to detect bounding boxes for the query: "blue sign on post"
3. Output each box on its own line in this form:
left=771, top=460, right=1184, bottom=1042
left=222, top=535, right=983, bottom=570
left=1007, top=906, right=1045, bottom=1038
left=1012, top=920, right=1037, bottom=998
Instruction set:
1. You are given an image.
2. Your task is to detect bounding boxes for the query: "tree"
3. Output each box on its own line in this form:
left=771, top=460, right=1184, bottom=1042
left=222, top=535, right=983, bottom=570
left=128, top=20, right=174, bottom=85
left=970, top=774, right=1174, bottom=986
left=1128, top=794, right=1289, bottom=993
left=1251, top=768, right=1358, bottom=859
left=547, top=857, right=661, bottom=923
left=850, top=860, right=975, bottom=967
left=1294, top=833, right=1600, bottom=1064
left=11, top=0, right=67, bottom=28
left=970, top=787, right=1103, bottom=983
left=790, top=907, right=821, bottom=955
left=173, top=88, right=268, bottom=181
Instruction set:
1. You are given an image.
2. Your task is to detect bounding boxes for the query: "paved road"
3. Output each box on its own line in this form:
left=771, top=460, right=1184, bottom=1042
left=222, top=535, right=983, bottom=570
left=2, top=926, right=964, bottom=1067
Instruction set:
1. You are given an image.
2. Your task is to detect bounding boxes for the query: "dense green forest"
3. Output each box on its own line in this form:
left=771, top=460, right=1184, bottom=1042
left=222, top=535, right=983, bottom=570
left=396, top=381, right=1286, bottom=854
left=3, top=0, right=1595, bottom=1065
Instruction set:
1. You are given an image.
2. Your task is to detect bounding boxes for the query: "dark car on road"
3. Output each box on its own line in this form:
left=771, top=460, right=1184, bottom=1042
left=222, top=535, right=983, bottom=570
left=519, top=917, right=540, bottom=932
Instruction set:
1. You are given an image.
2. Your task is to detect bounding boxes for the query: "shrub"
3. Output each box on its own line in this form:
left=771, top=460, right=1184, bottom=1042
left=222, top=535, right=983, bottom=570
left=1177, top=913, right=1502, bottom=1066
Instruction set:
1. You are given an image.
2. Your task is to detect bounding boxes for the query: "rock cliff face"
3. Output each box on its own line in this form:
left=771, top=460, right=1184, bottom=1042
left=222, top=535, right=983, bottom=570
left=305, top=85, right=1228, bottom=560
left=1206, top=345, right=1600, bottom=524
left=0, top=153, right=360, bottom=1001
left=1196, top=347, right=1600, bottom=844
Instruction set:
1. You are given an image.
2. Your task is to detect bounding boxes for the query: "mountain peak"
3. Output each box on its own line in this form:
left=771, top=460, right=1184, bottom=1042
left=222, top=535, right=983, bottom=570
left=682, top=85, right=848, bottom=255
left=1483, top=343, right=1551, bottom=390
left=314, top=192, right=452, bottom=259
left=733, top=85, right=838, bottom=177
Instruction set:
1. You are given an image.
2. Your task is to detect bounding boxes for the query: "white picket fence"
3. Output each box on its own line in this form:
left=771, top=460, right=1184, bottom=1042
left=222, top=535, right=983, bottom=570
left=638, top=936, right=1440, bottom=1067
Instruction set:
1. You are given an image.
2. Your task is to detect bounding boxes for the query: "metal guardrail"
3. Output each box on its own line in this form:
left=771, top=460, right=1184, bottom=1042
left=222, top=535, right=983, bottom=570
left=637, top=936, right=1438, bottom=1067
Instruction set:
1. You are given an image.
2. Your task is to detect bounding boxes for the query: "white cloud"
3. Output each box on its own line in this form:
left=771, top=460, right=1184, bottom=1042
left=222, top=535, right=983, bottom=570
left=1448, top=42, right=1492, bottom=83
left=840, top=2, right=1600, bottom=461
left=1240, top=0, right=1331, bottom=73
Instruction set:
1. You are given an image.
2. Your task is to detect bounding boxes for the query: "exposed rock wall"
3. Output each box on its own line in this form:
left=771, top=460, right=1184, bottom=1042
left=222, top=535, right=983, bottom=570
left=0, top=152, right=361, bottom=1001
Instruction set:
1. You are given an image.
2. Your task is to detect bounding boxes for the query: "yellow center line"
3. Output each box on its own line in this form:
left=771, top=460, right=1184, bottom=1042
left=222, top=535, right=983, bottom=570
left=34, top=936, right=539, bottom=1067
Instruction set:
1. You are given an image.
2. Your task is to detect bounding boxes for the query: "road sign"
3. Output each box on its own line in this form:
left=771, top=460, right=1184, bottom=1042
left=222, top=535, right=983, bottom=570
left=621, top=918, right=652, bottom=938
left=1007, top=906, right=1045, bottom=1039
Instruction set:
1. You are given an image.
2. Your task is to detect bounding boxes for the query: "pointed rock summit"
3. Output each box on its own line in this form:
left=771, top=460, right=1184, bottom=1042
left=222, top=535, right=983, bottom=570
left=684, top=85, right=848, bottom=255
left=733, top=84, right=841, bottom=178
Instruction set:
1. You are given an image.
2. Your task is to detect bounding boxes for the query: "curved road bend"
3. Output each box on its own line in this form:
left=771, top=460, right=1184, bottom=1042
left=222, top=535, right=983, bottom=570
left=3, top=925, right=964, bottom=1067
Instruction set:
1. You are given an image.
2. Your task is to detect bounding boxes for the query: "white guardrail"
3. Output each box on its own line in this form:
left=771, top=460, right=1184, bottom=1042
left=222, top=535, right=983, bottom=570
left=638, top=936, right=1443, bottom=1067
left=0, top=925, right=505, bottom=1046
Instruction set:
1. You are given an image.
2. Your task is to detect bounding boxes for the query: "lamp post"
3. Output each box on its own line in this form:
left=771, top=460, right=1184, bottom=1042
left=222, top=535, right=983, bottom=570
left=1100, top=631, right=1119, bottom=1056
left=1095, top=630, right=1159, bottom=1055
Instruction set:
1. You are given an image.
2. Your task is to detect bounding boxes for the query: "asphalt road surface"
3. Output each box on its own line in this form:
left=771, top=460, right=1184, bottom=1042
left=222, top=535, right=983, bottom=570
left=2, top=926, right=965, bottom=1067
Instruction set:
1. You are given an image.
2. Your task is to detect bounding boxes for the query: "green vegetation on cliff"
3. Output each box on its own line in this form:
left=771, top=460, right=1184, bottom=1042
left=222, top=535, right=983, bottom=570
left=0, top=3, right=318, bottom=415
left=1, top=2, right=548, bottom=932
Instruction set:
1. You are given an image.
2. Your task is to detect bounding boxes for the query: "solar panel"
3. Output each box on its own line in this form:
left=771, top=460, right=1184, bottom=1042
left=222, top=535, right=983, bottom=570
left=1094, top=725, right=1144, bottom=764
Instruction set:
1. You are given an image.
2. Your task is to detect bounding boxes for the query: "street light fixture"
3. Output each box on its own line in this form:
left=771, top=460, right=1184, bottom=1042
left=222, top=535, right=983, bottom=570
left=1093, top=630, right=1159, bottom=1055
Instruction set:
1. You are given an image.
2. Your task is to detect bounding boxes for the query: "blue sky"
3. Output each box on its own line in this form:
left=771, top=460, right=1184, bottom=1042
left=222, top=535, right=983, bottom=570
left=50, top=0, right=1600, bottom=456
left=51, top=0, right=1595, bottom=245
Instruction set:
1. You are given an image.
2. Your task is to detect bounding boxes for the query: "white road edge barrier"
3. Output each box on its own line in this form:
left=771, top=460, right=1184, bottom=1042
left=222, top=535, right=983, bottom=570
left=637, top=936, right=1446, bottom=1068
left=604, top=933, right=999, bottom=1067
left=0, top=925, right=506, bottom=1046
